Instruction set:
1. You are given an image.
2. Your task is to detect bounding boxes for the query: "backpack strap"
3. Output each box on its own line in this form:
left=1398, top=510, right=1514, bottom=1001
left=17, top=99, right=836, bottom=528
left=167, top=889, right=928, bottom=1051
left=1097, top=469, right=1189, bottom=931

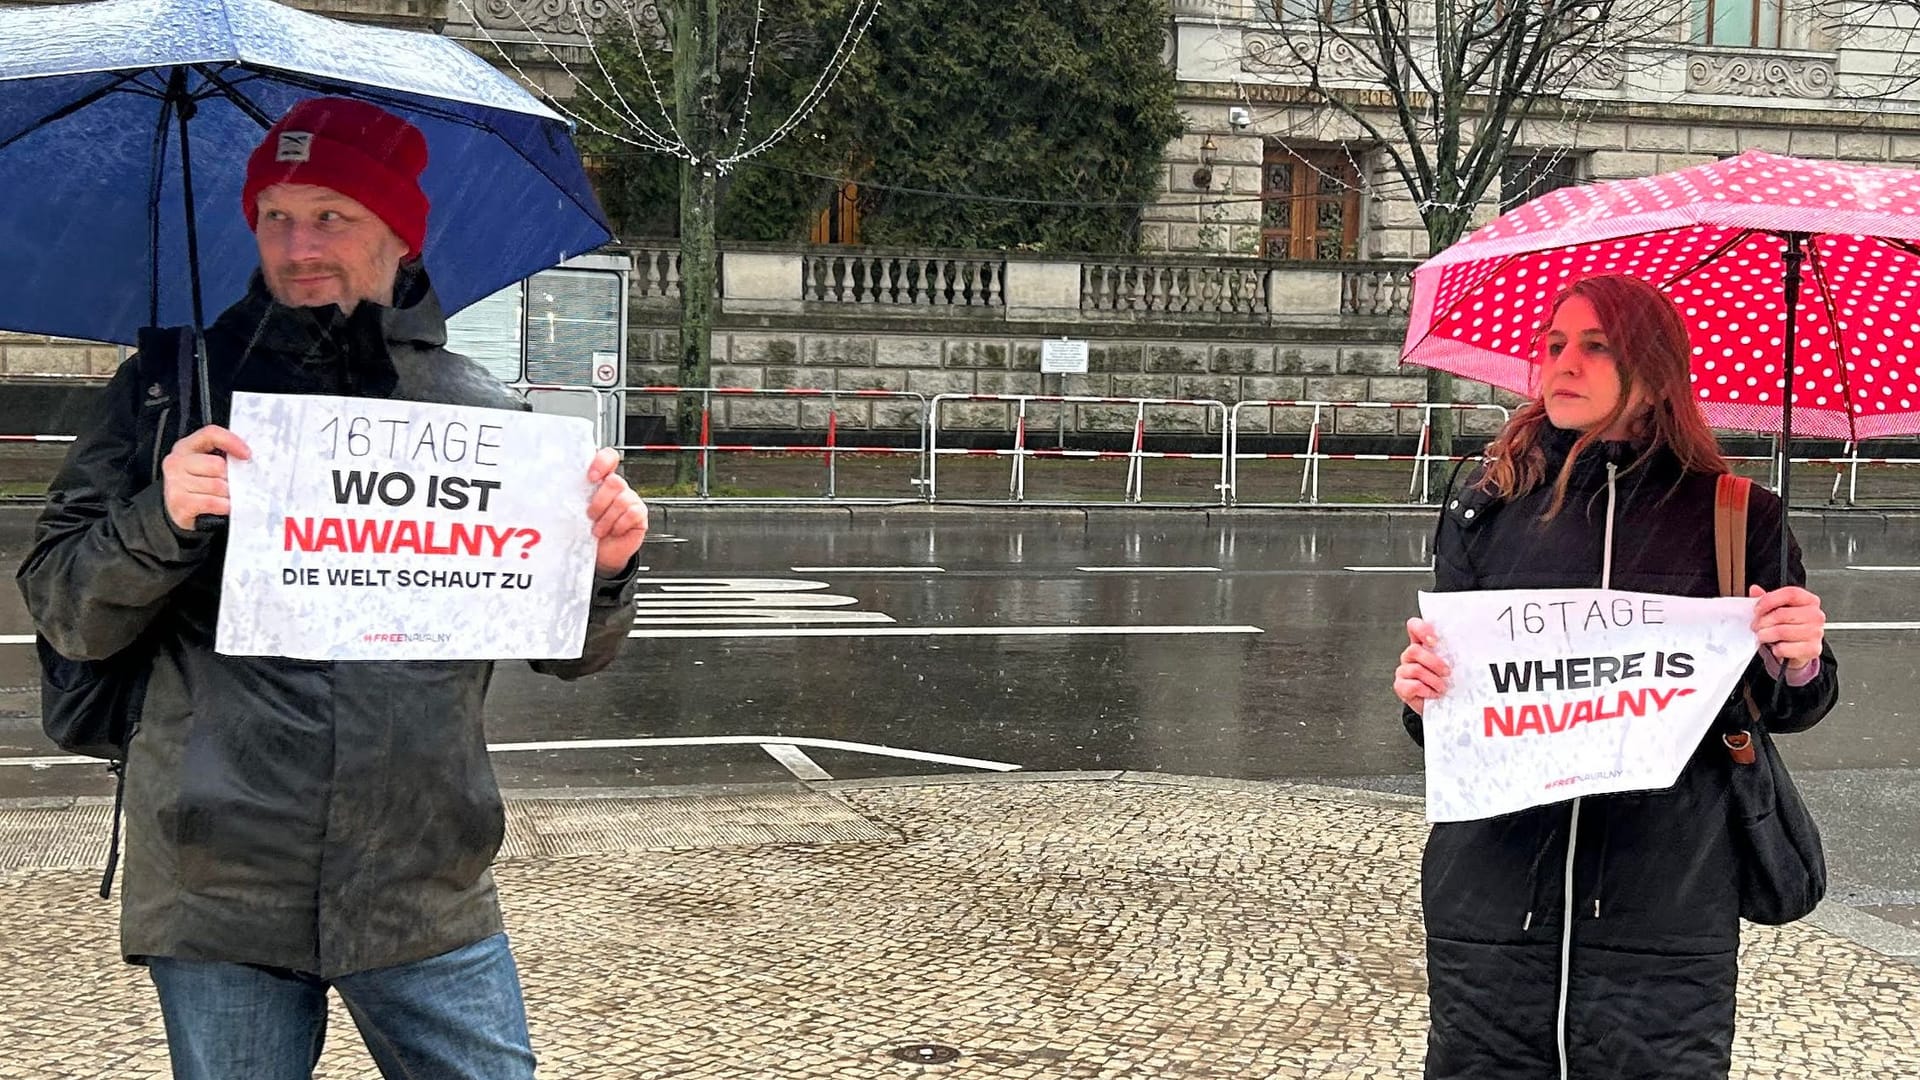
left=1714, top=473, right=1764, bottom=751
left=88, top=325, right=198, bottom=898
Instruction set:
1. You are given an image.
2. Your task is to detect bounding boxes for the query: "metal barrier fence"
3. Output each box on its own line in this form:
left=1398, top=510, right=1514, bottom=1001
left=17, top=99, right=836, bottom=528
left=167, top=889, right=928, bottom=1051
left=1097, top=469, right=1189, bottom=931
left=1724, top=442, right=1920, bottom=507
left=13, top=388, right=1920, bottom=507
left=1227, top=401, right=1512, bottom=506
left=926, top=393, right=1229, bottom=504
left=615, top=386, right=930, bottom=499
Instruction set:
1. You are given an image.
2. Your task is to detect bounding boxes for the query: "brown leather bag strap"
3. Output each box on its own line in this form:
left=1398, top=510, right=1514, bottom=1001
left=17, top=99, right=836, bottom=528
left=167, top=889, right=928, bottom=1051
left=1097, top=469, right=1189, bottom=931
left=1714, top=473, right=1764, bottom=735
left=1714, top=473, right=1751, bottom=598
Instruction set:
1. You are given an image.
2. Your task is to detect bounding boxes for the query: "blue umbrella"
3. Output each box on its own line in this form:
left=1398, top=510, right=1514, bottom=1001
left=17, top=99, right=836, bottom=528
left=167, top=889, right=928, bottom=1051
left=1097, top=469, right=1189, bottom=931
left=0, top=0, right=612, bottom=349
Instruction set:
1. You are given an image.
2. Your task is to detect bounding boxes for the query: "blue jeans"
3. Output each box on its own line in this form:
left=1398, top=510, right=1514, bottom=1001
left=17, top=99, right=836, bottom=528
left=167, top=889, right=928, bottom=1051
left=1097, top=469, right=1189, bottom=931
left=147, top=933, right=536, bottom=1080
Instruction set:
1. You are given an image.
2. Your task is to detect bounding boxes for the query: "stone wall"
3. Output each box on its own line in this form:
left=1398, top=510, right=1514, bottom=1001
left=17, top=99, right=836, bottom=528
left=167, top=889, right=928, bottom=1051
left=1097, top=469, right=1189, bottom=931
left=621, top=321, right=1489, bottom=442
left=0, top=333, right=125, bottom=377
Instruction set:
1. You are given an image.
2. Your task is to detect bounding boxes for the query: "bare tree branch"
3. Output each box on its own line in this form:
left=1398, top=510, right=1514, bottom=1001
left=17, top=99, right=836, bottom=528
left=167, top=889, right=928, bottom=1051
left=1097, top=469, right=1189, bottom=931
left=1818, top=0, right=1920, bottom=100
left=1227, top=0, right=1683, bottom=471
left=1238, top=0, right=1679, bottom=243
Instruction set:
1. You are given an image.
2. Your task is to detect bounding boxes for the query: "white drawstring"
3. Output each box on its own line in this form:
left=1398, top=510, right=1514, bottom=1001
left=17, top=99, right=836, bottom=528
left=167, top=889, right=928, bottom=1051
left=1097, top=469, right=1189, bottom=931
left=1555, top=463, right=1619, bottom=1079
left=1556, top=798, right=1583, bottom=1080
left=1602, top=463, right=1619, bottom=590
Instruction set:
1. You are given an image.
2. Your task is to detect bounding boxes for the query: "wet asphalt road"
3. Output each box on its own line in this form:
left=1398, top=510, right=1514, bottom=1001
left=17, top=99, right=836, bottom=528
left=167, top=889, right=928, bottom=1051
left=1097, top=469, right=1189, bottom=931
left=2, top=505, right=1918, bottom=925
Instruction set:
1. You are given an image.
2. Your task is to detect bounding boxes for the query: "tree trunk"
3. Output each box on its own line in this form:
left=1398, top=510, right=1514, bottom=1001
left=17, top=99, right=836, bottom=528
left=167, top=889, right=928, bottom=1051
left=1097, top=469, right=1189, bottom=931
left=676, top=160, right=718, bottom=487
left=672, top=0, right=720, bottom=487
left=1422, top=204, right=1476, bottom=499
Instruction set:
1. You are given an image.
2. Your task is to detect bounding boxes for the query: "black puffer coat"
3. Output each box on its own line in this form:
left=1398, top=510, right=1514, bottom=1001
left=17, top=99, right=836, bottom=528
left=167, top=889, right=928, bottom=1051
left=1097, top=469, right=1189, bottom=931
left=19, top=271, right=641, bottom=978
left=1404, top=427, right=1837, bottom=1080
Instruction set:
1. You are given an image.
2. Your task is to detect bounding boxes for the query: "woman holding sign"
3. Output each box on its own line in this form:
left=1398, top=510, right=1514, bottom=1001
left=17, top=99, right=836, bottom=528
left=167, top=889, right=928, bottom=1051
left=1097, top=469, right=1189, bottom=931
left=1390, top=273, right=1837, bottom=1080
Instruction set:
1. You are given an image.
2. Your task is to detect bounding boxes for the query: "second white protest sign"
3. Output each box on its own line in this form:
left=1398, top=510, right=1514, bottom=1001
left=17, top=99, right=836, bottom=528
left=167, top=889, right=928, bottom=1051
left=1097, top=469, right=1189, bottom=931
left=217, top=392, right=599, bottom=661
left=1418, top=588, right=1756, bottom=823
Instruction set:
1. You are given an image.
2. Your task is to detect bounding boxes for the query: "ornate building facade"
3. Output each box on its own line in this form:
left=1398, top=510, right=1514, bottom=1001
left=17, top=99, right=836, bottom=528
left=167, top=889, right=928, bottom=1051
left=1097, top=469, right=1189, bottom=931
left=1158, top=0, right=1920, bottom=258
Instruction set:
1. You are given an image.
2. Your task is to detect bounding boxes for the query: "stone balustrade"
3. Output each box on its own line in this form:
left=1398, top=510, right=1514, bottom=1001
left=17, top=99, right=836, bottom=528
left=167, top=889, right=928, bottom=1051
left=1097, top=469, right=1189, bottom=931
left=800, top=247, right=1006, bottom=309
left=602, top=243, right=1416, bottom=323
left=1081, top=257, right=1270, bottom=318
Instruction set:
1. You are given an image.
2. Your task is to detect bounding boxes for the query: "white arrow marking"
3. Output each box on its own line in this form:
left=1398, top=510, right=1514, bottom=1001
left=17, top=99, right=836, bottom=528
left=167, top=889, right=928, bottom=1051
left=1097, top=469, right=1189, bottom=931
left=761, top=742, right=833, bottom=780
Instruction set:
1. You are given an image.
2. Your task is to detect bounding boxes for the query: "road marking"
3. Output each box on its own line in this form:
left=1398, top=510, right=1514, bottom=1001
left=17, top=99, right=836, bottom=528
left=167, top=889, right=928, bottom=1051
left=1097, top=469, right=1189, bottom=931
left=633, top=612, right=895, bottom=626
left=644, top=578, right=832, bottom=591
left=633, top=577, right=896, bottom=626
left=0, top=635, right=29, bottom=645
left=761, top=742, right=833, bottom=780
left=1074, top=566, right=1222, bottom=573
left=0, top=735, right=1023, bottom=772
left=637, top=594, right=861, bottom=609
left=628, top=624, right=1263, bottom=639
left=788, top=566, right=945, bottom=574
left=1828, top=621, right=1920, bottom=631
left=1846, top=565, right=1920, bottom=572
left=644, top=536, right=689, bottom=544
left=1345, top=566, right=1433, bottom=573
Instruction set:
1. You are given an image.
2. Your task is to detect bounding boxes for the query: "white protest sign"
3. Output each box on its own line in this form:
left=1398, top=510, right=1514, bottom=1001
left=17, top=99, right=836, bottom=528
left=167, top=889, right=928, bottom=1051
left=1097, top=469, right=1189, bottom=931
left=1417, top=588, right=1756, bottom=823
left=217, top=392, right=599, bottom=661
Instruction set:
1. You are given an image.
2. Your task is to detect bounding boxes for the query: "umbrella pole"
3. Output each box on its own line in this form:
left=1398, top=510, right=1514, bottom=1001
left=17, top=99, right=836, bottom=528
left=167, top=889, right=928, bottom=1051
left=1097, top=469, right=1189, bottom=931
left=1772, top=232, right=1809, bottom=705
left=1777, top=233, right=1806, bottom=579
left=170, top=70, right=223, bottom=532
left=171, top=83, right=213, bottom=423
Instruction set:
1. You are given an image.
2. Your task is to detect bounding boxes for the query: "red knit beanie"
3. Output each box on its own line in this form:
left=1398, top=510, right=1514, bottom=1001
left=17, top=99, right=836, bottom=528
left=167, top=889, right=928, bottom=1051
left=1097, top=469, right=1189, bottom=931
left=242, top=98, right=430, bottom=257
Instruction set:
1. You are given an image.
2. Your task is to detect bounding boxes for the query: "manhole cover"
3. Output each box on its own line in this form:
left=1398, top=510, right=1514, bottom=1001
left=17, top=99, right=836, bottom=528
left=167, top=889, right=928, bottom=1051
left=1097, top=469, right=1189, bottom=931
left=889, top=1043, right=960, bottom=1065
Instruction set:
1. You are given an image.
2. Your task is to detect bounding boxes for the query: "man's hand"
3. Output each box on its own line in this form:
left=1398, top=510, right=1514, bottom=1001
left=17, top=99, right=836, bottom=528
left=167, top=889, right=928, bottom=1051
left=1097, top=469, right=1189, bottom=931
left=1749, top=584, right=1825, bottom=670
left=161, top=425, right=251, bottom=532
left=586, top=448, right=647, bottom=576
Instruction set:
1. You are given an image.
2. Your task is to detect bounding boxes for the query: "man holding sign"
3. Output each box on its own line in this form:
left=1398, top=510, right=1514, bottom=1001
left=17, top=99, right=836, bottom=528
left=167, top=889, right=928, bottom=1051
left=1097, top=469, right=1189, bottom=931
left=19, top=98, right=645, bottom=1080
left=1388, top=277, right=1836, bottom=1080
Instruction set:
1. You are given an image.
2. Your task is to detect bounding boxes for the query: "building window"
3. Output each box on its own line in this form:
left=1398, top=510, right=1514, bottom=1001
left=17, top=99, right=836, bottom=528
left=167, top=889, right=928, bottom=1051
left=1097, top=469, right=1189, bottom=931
left=1261, top=0, right=1358, bottom=21
left=1692, top=0, right=1784, bottom=49
left=1261, top=146, right=1362, bottom=260
left=810, top=180, right=861, bottom=245
left=1501, top=151, right=1586, bottom=212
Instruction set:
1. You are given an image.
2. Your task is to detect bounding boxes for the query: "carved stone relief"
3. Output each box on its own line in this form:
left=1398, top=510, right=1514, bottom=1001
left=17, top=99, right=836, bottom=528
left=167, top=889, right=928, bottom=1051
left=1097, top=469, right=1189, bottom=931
left=474, top=0, right=660, bottom=40
left=1244, top=32, right=1377, bottom=83
left=1565, top=48, right=1626, bottom=92
left=1686, top=53, right=1835, bottom=98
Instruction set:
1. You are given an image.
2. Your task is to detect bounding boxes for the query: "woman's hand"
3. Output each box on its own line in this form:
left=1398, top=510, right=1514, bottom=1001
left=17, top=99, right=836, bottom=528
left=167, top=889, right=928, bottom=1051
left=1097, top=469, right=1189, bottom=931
left=1394, top=617, right=1452, bottom=716
left=1749, top=585, right=1825, bottom=670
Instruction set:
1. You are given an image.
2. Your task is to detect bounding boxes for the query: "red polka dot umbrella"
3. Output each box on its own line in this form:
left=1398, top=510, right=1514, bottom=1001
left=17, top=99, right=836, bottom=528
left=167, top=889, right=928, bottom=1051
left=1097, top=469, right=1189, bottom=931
left=1405, top=150, right=1920, bottom=460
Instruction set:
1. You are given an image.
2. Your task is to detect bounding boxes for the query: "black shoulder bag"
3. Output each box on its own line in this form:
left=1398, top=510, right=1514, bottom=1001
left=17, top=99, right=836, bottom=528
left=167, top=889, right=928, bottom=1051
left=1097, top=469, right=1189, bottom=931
left=1713, top=473, right=1827, bottom=926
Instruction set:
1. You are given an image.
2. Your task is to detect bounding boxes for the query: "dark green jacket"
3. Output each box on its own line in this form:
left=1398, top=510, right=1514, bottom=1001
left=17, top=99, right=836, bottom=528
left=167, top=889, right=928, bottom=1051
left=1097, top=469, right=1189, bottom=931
left=18, top=271, right=640, bottom=977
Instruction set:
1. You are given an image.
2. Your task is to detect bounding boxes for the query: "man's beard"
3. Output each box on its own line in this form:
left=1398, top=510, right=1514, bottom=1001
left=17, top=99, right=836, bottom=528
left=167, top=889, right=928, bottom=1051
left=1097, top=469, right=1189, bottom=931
left=266, top=263, right=352, bottom=309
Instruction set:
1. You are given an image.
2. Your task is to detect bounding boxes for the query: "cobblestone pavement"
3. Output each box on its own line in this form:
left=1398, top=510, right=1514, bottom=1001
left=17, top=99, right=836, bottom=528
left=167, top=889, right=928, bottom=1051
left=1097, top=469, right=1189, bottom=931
left=3, top=775, right=1918, bottom=1079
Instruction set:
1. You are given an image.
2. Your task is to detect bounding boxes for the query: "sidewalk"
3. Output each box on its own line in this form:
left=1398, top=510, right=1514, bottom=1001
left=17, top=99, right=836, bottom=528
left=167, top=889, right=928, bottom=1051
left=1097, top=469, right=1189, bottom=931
left=3, top=773, right=1918, bottom=1078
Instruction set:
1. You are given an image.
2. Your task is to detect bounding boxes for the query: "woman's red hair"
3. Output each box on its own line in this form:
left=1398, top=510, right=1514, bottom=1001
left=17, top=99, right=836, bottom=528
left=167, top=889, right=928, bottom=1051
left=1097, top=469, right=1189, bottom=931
left=1478, top=274, right=1728, bottom=518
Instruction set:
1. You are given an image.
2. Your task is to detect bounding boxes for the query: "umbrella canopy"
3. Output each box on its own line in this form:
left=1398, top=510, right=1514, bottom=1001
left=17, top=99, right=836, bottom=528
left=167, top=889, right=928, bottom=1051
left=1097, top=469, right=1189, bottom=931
left=0, top=0, right=611, bottom=346
left=1404, top=150, right=1920, bottom=443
